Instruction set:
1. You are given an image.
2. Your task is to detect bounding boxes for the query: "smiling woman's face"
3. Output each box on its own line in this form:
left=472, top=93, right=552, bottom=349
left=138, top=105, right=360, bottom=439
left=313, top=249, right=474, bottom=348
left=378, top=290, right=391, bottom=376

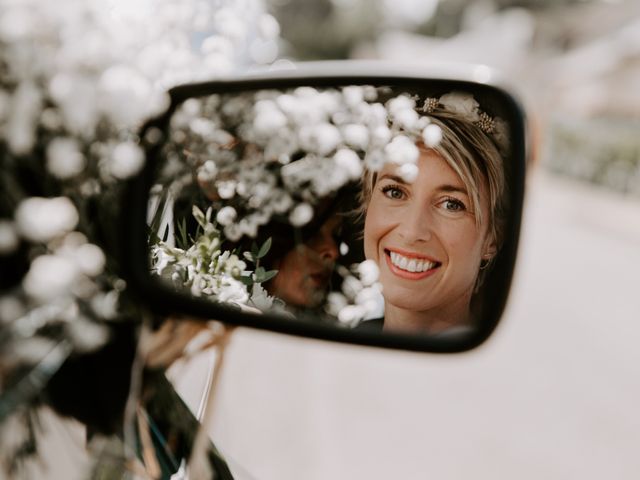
left=363, top=148, right=495, bottom=329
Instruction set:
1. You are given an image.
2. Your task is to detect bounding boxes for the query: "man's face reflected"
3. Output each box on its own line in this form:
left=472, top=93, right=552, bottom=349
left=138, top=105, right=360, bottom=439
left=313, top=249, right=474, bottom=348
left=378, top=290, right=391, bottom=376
left=269, top=215, right=342, bottom=308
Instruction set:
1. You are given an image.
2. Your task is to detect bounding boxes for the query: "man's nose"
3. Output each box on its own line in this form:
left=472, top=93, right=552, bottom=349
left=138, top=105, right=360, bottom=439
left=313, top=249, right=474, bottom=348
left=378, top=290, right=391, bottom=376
left=318, top=234, right=339, bottom=262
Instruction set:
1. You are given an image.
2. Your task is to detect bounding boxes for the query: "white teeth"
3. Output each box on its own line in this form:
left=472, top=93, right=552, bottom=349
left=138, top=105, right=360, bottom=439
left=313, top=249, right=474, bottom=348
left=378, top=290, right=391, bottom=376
left=389, top=251, right=435, bottom=272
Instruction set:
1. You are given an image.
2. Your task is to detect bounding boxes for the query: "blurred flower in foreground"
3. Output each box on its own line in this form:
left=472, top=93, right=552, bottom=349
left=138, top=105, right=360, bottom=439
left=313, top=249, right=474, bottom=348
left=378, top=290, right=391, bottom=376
left=0, top=0, right=279, bottom=473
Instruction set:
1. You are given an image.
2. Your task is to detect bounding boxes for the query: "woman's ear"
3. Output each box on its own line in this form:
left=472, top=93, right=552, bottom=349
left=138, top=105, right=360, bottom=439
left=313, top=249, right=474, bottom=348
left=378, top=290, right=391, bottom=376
left=482, top=233, right=498, bottom=260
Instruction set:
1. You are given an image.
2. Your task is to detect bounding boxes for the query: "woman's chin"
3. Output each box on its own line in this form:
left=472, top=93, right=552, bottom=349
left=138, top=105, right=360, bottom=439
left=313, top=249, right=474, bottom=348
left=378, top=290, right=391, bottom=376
left=383, top=290, right=435, bottom=315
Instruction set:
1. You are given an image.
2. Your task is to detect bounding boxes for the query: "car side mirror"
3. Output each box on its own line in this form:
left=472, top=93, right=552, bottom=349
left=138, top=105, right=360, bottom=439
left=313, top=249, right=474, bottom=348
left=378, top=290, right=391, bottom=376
left=121, top=61, right=527, bottom=353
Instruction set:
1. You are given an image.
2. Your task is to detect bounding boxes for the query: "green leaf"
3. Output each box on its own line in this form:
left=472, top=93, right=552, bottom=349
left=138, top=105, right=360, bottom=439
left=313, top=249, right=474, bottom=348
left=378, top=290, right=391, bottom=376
left=243, top=251, right=254, bottom=262
left=256, top=237, right=272, bottom=259
left=250, top=241, right=259, bottom=259
left=177, top=217, right=189, bottom=249
left=261, top=269, right=278, bottom=282
left=238, top=275, right=253, bottom=286
left=254, top=266, right=266, bottom=283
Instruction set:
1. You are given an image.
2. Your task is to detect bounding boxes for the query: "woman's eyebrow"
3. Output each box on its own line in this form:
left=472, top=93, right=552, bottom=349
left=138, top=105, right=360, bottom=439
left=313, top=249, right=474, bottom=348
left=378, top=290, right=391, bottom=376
left=438, top=184, right=469, bottom=195
left=378, top=174, right=469, bottom=196
left=378, top=173, right=407, bottom=184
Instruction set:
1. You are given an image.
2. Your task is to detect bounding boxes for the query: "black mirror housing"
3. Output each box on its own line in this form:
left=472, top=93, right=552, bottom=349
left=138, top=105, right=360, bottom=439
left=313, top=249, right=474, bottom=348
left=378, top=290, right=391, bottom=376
left=120, top=61, right=528, bottom=353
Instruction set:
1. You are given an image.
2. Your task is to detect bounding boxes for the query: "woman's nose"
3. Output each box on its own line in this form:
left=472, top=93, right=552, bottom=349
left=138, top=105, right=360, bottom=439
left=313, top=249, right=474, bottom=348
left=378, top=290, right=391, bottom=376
left=398, top=203, right=433, bottom=243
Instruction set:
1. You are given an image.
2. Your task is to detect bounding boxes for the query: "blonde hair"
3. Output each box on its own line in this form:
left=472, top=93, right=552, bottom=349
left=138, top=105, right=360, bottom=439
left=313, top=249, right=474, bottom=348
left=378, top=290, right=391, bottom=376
left=359, top=108, right=509, bottom=269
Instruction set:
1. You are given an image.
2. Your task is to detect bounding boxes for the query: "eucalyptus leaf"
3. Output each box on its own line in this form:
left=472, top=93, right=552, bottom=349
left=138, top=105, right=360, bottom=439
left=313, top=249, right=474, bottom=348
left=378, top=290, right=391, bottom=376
left=261, top=269, right=278, bottom=283
left=256, top=237, right=272, bottom=259
left=254, top=266, right=266, bottom=283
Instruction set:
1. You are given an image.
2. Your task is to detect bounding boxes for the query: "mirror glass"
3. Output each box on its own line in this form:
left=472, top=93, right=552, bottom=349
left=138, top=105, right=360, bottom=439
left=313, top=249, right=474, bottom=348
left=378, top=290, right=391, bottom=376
left=146, top=83, right=514, bottom=337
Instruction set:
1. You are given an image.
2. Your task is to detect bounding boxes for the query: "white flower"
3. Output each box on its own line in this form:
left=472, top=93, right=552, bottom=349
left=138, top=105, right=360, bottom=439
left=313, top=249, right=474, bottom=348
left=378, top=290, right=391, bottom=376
left=224, top=223, right=242, bottom=242
left=392, top=108, right=420, bottom=130
left=222, top=254, right=247, bottom=277
left=49, top=73, right=99, bottom=136
left=214, top=8, right=247, bottom=41
left=258, top=13, right=281, bottom=39
left=46, top=137, right=86, bottom=179
left=201, top=35, right=234, bottom=57
left=23, top=254, right=79, bottom=302
left=238, top=217, right=258, bottom=238
left=289, top=203, right=313, bottom=227
left=270, top=190, right=293, bottom=214
left=66, top=317, right=109, bottom=353
left=342, top=275, right=363, bottom=300
left=342, top=86, right=364, bottom=107
left=493, top=118, right=510, bottom=151
left=7, top=81, right=41, bottom=155
left=384, top=135, right=419, bottom=165
left=355, top=284, right=384, bottom=319
left=109, top=141, right=145, bottom=179
left=367, top=103, right=388, bottom=127
left=15, top=197, right=79, bottom=243
left=417, top=116, right=431, bottom=130
left=357, top=259, right=379, bottom=286
left=216, top=180, right=236, bottom=199
left=216, top=206, right=237, bottom=226
left=298, top=123, right=341, bottom=156
left=0, top=5, right=36, bottom=41
left=387, top=95, right=415, bottom=115
left=57, top=232, right=104, bottom=270
left=0, top=221, right=19, bottom=255
left=249, top=38, right=278, bottom=64
left=150, top=245, right=175, bottom=275
left=439, top=92, right=480, bottom=122
left=217, top=278, right=249, bottom=305
left=189, top=118, right=216, bottom=138
left=253, top=107, right=288, bottom=138
left=398, top=163, right=419, bottom=183
left=325, top=291, right=348, bottom=317
left=98, top=64, right=168, bottom=127
left=364, top=150, right=385, bottom=172
left=90, top=290, right=120, bottom=319
left=370, top=125, right=391, bottom=147
left=74, top=243, right=106, bottom=277
left=197, top=160, right=218, bottom=183
left=264, top=128, right=297, bottom=162
left=337, top=304, right=367, bottom=325
left=334, top=148, right=363, bottom=180
left=250, top=283, right=274, bottom=311
left=0, top=295, right=24, bottom=324
left=342, top=123, right=369, bottom=150
left=422, top=124, right=443, bottom=147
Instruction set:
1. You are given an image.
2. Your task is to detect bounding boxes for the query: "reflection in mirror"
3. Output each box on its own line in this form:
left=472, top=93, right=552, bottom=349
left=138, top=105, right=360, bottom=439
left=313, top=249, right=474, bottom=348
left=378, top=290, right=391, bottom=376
left=147, top=84, right=511, bottom=336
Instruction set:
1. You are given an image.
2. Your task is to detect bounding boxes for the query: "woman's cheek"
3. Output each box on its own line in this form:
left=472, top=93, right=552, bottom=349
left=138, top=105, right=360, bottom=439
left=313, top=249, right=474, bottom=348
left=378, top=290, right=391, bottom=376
left=363, top=204, right=382, bottom=262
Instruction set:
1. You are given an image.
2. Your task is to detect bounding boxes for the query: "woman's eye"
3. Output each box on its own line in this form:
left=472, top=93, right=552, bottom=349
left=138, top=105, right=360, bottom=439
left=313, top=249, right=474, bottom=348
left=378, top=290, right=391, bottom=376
left=440, top=198, right=466, bottom=212
left=381, top=185, right=405, bottom=200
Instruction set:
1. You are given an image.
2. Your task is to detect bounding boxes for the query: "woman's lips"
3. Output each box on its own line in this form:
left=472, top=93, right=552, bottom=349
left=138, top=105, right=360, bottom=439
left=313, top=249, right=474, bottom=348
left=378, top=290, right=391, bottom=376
left=384, top=248, right=441, bottom=280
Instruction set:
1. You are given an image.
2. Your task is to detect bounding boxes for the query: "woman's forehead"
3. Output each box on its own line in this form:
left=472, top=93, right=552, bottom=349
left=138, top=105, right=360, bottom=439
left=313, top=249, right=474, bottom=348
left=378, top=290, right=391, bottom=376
left=379, top=150, right=466, bottom=190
